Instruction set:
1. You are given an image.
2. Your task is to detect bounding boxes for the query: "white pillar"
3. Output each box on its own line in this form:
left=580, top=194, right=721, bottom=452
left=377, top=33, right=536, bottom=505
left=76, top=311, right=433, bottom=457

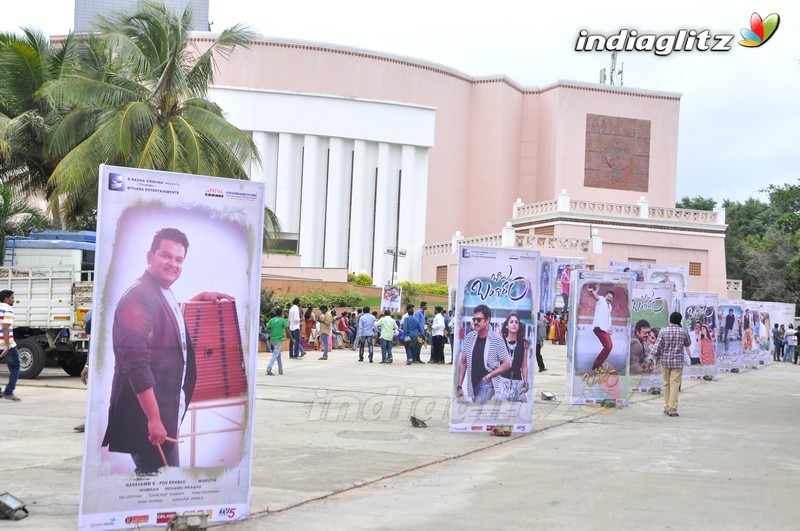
left=324, top=137, right=353, bottom=268
left=349, top=141, right=378, bottom=277
left=275, top=133, right=303, bottom=237
left=714, top=202, right=726, bottom=225
left=371, top=143, right=402, bottom=287
left=557, top=189, right=571, bottom=212
left=501, top=222, right=516, bottom=247
left=591, top=228, right=603, bottom=254
left=297, top=135, right=328, bottom=267
left=397, top=145, right=429, bottom=283
left=638, top=196, right=649, bottom=219
left=252, top=132, right=279, bottom=213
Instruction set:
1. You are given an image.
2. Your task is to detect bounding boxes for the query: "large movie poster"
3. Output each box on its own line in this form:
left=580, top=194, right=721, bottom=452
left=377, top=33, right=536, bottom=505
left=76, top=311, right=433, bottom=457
left=629, top=282, right=672, bottom=393
left=645, top=264, right=688, bottom=313
left=538, top=257, right=585, bottom=315
left=78, top=165, right=264, bottom=530
left=381, top=285, right=402, bottom=313
left=566, top=270, right=631, bottom=405
left=768, top=302, right=797, bottom=362
left=681, top=292, right=719, bottom=380
left=450, top=246, right=540, bottom=433
left=741, top=302, right=772, bottom=367
left=717, top=300, right=745, bottom=372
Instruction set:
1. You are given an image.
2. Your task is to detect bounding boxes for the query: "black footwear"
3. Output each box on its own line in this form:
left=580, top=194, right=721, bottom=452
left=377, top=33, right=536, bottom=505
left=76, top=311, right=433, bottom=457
left=358, top=358, right=363, bottom=362
left=388, top=358, right=393, bottom=364
left=663, top=409, right=669, bottom=416
left=379, top=360, right=387, bottom=364
left=369, top=358, right=373, bottom=363
left=668, top=412, right=679, bottom=417
left=266, top=370, right=274, bottom=376
left=539, top=368, right=548, bottom=372
left=406, top=360, right=413, bottom=365
left=318, top=356, right=328, bottom=360
left=74, top=424, right=85, bottom=432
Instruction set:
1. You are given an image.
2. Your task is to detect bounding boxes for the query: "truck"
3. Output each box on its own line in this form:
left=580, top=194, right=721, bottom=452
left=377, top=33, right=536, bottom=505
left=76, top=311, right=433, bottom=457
left=1, top=231, right=95, bottom=378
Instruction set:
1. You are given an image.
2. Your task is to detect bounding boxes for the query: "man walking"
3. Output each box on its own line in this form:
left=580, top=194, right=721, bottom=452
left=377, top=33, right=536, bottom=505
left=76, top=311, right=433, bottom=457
left=652, top=311, right=691, bottom=417
left=288, top=298, right=303, bottom=359
left=0, top=290, right=21, bottom=401
left=357, top=306, right=376, bottom=362
left=317, top=305, right=333, bottom=360
left=535, top=312, right=548, bottom=373
left=266, top=309, right=288, bottom=375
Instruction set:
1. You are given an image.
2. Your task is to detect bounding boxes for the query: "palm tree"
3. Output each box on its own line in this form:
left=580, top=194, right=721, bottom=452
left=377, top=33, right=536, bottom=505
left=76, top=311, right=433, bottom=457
left=0, top=184, right=51, bottom=241
left=42, top=0, right=263, bottom=225
left=0, top=29, right=80, bottom=227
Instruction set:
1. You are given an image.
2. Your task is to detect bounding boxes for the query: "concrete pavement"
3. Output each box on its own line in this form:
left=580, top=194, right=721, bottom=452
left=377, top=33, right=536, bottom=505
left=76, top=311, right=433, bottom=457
left=2, top=344, right=799, bottom=529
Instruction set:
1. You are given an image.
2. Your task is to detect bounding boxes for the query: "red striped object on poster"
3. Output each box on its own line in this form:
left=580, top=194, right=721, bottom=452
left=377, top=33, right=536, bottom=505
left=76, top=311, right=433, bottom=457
left=183, top=301, right=247, bottom=402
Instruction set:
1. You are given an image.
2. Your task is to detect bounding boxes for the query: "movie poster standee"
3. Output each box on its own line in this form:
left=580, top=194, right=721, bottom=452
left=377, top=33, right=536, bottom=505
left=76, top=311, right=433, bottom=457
left=78, top=165, right=264, bottom=530
left=450, top=246, right=540, bottom=433
left=680, top=292, right=719, bottom=380
left=629, top=282, right=672, bottom=393
left=566, top=270, right=631, bottom=405
left=716, top=299, right=745, bottom=372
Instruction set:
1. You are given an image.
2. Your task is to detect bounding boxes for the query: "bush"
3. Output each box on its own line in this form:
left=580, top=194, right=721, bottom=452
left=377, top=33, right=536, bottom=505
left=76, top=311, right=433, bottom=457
left=273, top=288, right=364, bottom=309
left=398, top=281, right=448, bottom=296
left=354, top=273, right=373, bottom=286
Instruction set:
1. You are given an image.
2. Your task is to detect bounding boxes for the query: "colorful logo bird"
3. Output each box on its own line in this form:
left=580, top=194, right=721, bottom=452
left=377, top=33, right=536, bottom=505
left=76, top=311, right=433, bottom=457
left=739, top=12, right=780, bottom=47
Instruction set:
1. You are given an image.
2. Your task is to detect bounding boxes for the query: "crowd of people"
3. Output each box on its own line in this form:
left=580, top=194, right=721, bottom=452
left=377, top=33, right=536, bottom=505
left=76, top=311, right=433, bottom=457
left=258, top=299, right=457, bottom=373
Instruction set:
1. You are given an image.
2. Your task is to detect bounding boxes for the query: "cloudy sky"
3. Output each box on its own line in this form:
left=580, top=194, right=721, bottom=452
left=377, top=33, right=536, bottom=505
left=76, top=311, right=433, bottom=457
left=2, top=0, right=798, bottom=205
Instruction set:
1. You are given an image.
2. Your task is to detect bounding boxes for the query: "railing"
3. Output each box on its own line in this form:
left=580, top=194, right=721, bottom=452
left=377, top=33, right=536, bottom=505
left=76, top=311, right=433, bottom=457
left=423, top=241, right=452, bottom=255
left=460, top=233, right=502, bottom=247
left=570, top=200, right=640, bottom=217
left=515, top=234, right=590, bottom=252
left=649, top=206, right=718, bottom=223
left=515, top=200, right=557, bottom=218
left=726, top=279, right=742, bottom=292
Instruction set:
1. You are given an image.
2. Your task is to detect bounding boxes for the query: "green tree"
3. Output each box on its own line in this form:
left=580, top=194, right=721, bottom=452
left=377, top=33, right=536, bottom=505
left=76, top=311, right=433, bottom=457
left=0, top=29, right=81, bottom=227
left=41, top=1, right=261, bottom=224
left=675, top=195, right=716, bottom=210
left=0, top=183, right=51, bottom=241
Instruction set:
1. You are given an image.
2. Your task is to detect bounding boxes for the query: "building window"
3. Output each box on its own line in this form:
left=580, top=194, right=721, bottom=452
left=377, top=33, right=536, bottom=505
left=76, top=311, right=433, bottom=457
left=436, top=265, right=448, bottom=285
left=689, top=262, right=702, bottom=276
left=534, top=225, right=554, bottom=236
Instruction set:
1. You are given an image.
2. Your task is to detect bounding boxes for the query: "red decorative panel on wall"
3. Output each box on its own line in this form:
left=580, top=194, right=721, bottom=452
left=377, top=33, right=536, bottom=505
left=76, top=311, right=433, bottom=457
left=183, top=301, right=247, bottom=402
left=584, top=113, right=650, bottom=192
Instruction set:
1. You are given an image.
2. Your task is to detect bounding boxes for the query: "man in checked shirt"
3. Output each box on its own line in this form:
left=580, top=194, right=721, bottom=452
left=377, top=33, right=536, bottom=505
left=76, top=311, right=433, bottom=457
left=652, top=311, right=692, bottom=417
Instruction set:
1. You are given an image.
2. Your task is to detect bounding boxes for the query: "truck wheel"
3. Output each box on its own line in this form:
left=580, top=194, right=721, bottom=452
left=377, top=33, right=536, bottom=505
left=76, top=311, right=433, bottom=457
left=61, top=354, right=88, bottom=377
left=17, top=339, right=46, bottom=379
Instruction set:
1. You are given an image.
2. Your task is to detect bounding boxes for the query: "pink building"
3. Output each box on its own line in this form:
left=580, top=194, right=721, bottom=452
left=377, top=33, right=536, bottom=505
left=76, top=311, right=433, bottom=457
left=202, top=37, right=729, bottom=296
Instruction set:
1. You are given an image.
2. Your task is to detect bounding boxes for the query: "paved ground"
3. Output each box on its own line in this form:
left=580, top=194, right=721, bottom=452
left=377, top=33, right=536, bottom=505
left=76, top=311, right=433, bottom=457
left=2, top=344, right=800, bottom=529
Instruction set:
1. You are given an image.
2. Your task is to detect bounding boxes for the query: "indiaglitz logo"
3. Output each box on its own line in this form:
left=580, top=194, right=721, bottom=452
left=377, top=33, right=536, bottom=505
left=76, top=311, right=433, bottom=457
left=125, top=514, right=150, bottom=524
left=739, top=12, right=780, bottom=47
left=575, top=11, right=781, bottom=56
left=204, top=187, right=224, bottom=198
left=219, top=507, right=237, bottom=519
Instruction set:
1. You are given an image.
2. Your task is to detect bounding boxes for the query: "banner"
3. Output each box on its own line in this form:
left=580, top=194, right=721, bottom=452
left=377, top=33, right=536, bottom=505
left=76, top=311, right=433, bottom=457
left=538, top=257, right=585, bottom=315
left=629, top=282, right=672, bottom=393
left=645, top=264, right=688, bottom=313
left=766, top=302, right=796, bottom=363
left=717, top=300, right=745, bottom=372
left=79, top=165, right=264, bottom=530
left=680, top=292, right=719, bottom=380
left=610, top=261, right=647, bottom=282
left=566, top=270, right=631, bottom=405
left=380, top=285, right=402, bottom=313
left=450, top=246, right=540, bottom=433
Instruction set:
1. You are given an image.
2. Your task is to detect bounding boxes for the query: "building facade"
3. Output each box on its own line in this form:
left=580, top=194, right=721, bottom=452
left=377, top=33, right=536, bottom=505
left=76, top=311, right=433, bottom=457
left=74, top=0, right=209, bottom=32
left=199, top=36, right=727, bottom=293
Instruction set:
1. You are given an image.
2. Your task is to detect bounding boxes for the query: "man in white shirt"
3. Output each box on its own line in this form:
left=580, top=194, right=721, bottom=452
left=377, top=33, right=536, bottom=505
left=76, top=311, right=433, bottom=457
left=0, top=290, right=20, bottom=401
left=586, top=284, right=614, bottom=370
left=288, top=298, right=303, bottom=359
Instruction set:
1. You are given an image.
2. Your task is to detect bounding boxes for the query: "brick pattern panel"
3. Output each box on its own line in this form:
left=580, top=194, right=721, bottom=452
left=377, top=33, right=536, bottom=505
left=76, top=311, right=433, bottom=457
left=584, top=114, right=650, bottom=192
